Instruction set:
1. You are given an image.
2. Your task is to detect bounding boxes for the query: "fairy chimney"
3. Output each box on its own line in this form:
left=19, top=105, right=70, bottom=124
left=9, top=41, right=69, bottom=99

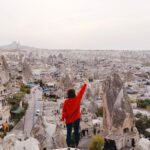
left=102, top=73, right=134, bottom=134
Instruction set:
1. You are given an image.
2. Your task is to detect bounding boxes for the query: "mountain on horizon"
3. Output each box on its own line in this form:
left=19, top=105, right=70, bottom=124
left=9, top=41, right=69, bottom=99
left=0, top=41, right=41, bottom=51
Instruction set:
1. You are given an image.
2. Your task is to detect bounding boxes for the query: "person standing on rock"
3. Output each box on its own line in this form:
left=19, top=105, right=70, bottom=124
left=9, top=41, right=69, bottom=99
left=61, top=81, right=87, bottom=149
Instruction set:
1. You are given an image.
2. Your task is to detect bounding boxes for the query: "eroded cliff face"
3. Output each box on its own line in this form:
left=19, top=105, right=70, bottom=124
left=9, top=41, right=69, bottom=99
left=102, top=73, right=134, bottom=134
left=31, top=117, right=66, bottom=149
left=61, top=74, right=73, bottom=90
left=0, top=56, right=9, bottom=84
left=22, top=60, right=32, bottom=82
left=31, top=116, right=46, bottom=148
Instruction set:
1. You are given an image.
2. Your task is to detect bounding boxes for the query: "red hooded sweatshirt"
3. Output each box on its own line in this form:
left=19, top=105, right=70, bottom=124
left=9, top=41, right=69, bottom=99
left=61, top=83, right=87, bottom=124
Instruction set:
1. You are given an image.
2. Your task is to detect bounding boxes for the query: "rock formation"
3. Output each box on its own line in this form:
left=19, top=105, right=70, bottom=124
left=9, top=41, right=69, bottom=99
left=3, top=133, right=40, bottom=150
left=22, top=59, right=32, bottom=82
left=102, top=73, right=139, bottom=149
left=31, top=116, right=66, bottom=149
left=52, top=125, right=67, bottom=149
left=135, top=138, right=150, bottom=150
left=88, top=100, right=98, bottom=113
left=31, top=116, right=47, bottom=149
left=102, top=73, right=134, bottom=134
left=0, top=55, right=9, bottom=84
left=124, top=70, right=135, bottom=83
left=61, top=74, right=73, bottom=90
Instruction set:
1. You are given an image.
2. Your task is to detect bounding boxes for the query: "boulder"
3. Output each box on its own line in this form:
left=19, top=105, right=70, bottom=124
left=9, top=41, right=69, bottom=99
left=135, top=138, right=150, bottom=150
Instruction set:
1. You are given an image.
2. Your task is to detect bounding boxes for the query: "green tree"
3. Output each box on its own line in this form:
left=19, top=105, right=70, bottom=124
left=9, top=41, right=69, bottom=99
left=20, top=84, right=31, bottom=94
left=7, top=92, right=25, bottom=105
left=135, top=115, right=150, bottom=135
left=137, top=99, right=150, bottom=109
left=89, top=135, right=104, bottom=150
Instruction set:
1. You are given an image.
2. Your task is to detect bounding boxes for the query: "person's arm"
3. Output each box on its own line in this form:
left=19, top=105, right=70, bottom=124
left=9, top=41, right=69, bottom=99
left=61, top=101, right=66, bottom=122
left=76, top=82, right=87, bottom=103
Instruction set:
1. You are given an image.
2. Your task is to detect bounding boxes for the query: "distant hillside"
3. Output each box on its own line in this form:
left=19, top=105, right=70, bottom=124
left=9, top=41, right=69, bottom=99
left=0, top=41, right=41, bottom=51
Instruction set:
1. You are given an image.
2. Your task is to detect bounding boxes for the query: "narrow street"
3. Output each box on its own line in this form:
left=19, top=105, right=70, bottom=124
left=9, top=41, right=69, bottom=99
left=23, top=86, right=43, bottom=137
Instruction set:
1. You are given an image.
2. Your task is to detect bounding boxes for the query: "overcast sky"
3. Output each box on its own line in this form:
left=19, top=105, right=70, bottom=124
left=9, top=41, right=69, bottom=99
left=0, top=0, right=150, bottom=50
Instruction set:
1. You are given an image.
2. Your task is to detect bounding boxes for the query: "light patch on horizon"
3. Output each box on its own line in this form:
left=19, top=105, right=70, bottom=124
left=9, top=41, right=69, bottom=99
left=0, top=0, right=150, bottom=50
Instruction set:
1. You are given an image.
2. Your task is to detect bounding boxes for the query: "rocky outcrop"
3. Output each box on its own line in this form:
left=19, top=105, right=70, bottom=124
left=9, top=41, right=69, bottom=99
left=0, top=55, right=9, bottom=84
left=31, top=116, right=47, bottom=149
left=32, top=116, right=66, bottom=150
left=125, top=71, right=135, bottom=82
left=52, top=125, right=67, bottom=149
left=135, top=138, right=150, bottom=150
left=3, top=134, right=40, bottom=150
left=22, top=59, right=32, bottom=82
left=102, top=73, right=134, bottom=134
left=61, top=74, right=73, bottom=90
left=102, top=73, right=140, bottom=150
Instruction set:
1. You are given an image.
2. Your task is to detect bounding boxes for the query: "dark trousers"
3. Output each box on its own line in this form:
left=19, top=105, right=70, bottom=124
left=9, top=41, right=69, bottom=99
left=66, top=119, right=80, bottom=147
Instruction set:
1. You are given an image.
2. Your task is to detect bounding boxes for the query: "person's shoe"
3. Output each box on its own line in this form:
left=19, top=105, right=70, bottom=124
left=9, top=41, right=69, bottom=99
left=67, top=147, right=70, bottom=150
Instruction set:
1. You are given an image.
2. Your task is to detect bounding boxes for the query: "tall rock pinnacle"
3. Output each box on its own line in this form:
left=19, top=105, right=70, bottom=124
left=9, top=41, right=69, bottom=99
left=102, top=73, right=134, bottom=135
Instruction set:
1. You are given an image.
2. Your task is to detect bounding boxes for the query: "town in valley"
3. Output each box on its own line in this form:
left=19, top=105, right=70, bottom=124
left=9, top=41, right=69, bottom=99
left=0, top=42, right=150, bottom=150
